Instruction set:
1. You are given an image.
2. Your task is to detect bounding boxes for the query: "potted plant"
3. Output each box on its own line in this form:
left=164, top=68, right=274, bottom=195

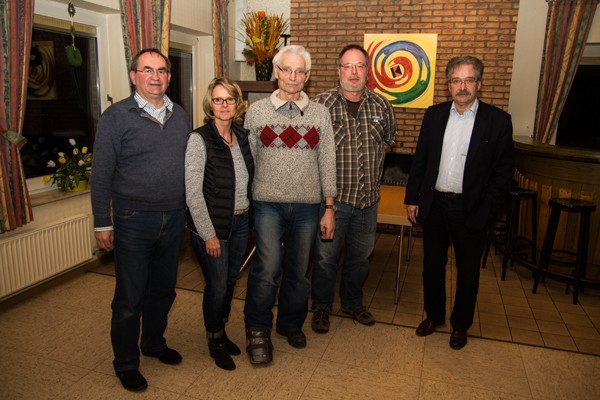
left=240, top=10, right=289, bottom=81
left=44, top=138, right=92, bottom=191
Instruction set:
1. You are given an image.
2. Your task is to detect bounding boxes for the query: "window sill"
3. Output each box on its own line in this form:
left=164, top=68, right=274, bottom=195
left=30, top=188, right=90, bottom=208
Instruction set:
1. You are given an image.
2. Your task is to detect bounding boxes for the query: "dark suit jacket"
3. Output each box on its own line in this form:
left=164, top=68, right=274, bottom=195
left=404, top=100, right=515, bottom=231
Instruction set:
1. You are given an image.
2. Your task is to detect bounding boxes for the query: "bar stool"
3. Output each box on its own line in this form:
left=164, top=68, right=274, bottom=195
left=532, top=198, right=597, bottom=305
left=481, top=188, right=538, bottom=280
left=500, top=188, right=538, bottom=280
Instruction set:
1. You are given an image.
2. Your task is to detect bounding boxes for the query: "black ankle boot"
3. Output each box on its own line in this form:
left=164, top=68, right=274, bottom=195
left=223, top=332, right=241, bottom=355
left=208, top=338, right=236, bottom=371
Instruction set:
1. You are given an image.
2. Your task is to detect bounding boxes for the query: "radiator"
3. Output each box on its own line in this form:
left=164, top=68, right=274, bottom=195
left=0, top=215, right=93, bottom=299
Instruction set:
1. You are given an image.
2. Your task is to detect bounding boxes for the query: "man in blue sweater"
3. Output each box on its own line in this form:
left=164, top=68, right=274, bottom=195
left=91, top=49, right=191, bottom=392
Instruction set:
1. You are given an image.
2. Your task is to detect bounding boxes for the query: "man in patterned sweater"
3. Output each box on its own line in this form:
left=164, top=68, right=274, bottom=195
left=243, top=45, right=337, bottom=365
left=310, top=44, right=397, bottom=333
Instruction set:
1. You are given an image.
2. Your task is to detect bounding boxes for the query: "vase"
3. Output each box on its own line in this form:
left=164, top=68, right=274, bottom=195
left=255, top=58, right=274, bottom=81
left=70, top=180, right=88, bottom=192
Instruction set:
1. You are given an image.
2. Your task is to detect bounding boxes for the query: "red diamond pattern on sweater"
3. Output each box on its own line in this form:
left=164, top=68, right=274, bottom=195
left=260, top=126, right=278, bottom=147
left=279, top=126, right=303, bottom=148
left=304, top=127, right=320, bottom=149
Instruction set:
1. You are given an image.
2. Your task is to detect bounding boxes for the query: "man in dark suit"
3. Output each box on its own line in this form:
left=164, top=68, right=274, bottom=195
left=404, top=55, right=514, bottom=350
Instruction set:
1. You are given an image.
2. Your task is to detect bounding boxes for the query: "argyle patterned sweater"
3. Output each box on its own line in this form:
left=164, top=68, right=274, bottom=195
left=245, top=90, right=337, bottom=204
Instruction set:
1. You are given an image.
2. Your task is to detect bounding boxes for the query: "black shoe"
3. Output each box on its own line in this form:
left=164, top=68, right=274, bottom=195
left=246, top=327, right=273, bottom=365
left=223, top=333, right=241, bottom=356
left=141, top=347, right=182, bottom=365
left=208, top=338, right=236, bottom=371
left=276, top=327, right=307, bottom=349
left=416, top=319, right=444, bottom=337
left=449, top=329, right=468, bottom=350
left=115, top=369, right=147, bottom=392
left=311, top=304, right=330, bottom=334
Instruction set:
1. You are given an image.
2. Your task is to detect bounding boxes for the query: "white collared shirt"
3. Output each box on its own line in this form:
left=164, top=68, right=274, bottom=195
left=435, top=99, right=479, bottom=193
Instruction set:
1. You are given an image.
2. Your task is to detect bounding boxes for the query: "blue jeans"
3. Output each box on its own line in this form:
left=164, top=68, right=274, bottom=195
left=189, top=212, right=250, bottom=335
left=311, top=202, right=378, bottom=311
left=111, top=208, right=184, bottom=372
left=244, top=201, right=320, bottom=332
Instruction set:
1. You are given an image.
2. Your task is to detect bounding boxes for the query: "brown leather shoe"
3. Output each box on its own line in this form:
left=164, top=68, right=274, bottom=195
left=415, top=318, right=444, bottom=337
left=449, top=329, right=468, bottom=350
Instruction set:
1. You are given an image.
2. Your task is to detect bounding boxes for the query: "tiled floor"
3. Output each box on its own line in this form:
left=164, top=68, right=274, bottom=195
left=1, top=231, right=600, bottom=398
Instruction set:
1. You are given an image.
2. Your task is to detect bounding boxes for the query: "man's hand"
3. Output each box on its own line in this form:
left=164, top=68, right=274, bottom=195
left=407, top=205, right=419, bottom=225
left=205, top=237, right=221, bottom=258
left=95, top=230, right=114, bottom=252
left=320, top=209, right=335, bottom=240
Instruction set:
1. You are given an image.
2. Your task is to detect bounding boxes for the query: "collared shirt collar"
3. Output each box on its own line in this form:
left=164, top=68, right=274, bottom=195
left=450, top=97, right=479, bottom=116
left=270, top=89, right=310, bottom=111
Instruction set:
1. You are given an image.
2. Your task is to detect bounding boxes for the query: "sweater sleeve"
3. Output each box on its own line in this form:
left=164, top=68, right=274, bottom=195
left=185, top=133, right=217, bottom=241
left=315, top=104, right=338, bottom=199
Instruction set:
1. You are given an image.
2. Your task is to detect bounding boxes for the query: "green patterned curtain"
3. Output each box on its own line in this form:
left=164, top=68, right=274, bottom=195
left=213, top=0, right=229, bottom=77
left=0, top=0, right=34, bottom=233
left=119, top=0, right=172, bottom=69
left=533, top=0, right=598, bottom=144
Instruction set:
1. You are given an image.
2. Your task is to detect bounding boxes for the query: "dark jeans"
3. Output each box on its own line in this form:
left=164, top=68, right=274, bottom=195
left=422, top=194, right=486, bottom=331
left=111, top=208, right=184, bottom=372
left=189, top=212, right=250, bottom=335
left=244, top=201, right=319, bottom=332
left=311, top=202, right=378, bottom=311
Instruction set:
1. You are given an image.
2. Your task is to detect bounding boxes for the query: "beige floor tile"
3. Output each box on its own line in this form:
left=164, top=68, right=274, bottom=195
left=301, top=361, right=420, bottom=400
left=504, top=305, right=534, bottom=318
left=566, top=324, right=600, bottom=340
left=421, top=335, right=531, bottom=397
left=560, top=312, right=595, bottom=327
left=60, top=371, right=181, bottom=400
left=520, top=345, right=600, bottom=399
left=478, top=312, right=509, bottom=328
left=477, top=301, right=505, bottom=314
left=527, top=297, right=557, bottom=311
left=476, top=292, right=503, bottom=304
left=531, top=308, right=562, bottom=322
left=395, top=300, right=424, bottom=315
left=554, top=301, right=586, bottom=314
left=510, top=328, right=544, bottom=346
left=582, top=305, right=600, bottom=317
left=536, top=320, right=569, bottom=335
left=419, top=379, right=516, bottom=399
left=541, top=332, right=577, bottom=351
left=0, top=350, right=90, bottom=399
left=393, top=311, right=424, bottom=327
left=184, top=351, right=319, bottom=400
left=480, top=324, right=512, bottom=341
left=322, top=320, right=424, bottom=377
left=572, top=337, right=600, bottom=356
left=507, top=316, right=538, bottom=331
left=502, top=295, right=530, bottom=308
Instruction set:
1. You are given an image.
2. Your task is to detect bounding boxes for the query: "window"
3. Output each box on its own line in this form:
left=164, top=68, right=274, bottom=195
left=167, top=46, right=193, bottom=124
left=22, top=23, right=100, bottom=179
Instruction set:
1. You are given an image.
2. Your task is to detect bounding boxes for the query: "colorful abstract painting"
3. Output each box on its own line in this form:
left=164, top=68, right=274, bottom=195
left=27, top=41, right=58, bottom=100
left=364, top=34, right=437, bottom=108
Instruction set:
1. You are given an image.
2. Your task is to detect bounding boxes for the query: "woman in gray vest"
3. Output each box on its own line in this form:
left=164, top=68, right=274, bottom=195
left=185, top=77, right=254, bottom=370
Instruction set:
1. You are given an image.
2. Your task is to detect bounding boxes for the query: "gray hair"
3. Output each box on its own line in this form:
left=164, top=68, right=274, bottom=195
left=273, top=45, right=312, bottom=71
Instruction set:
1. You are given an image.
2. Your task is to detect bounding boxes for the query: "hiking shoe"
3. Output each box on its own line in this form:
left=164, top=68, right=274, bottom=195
left=311, top=304, right=330, bottom=334
left=341, top=306, right=375, bottom=326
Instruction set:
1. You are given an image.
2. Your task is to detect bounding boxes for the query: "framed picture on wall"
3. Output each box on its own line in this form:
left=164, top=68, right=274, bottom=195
left=28, top=41, right=58, bottom=100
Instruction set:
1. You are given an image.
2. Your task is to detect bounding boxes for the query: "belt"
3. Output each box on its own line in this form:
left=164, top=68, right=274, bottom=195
left=233, top=207, right=249, bottom=215
left=434, top=189, right=463, bottom=199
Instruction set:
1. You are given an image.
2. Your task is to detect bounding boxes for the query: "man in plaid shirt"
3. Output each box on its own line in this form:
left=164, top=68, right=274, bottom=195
left=310, top=44, right=397, bottom=332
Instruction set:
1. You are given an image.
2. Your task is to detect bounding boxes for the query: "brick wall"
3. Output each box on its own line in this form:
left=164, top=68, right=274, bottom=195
left=290, top=0, right=519, bottom=153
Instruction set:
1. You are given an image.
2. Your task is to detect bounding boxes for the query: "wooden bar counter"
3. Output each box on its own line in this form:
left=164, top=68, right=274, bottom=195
left=513, top=136, right=600, bottom=280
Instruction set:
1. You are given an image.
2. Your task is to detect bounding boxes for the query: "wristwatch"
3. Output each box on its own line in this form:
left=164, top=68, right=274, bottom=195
left=325, top=204, right=337, bottom=212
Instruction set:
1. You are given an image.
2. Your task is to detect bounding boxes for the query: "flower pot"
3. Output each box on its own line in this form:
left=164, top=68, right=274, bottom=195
left=70, top=180, right=88, bottom=192
left=255, top=58, right=274, bottom=81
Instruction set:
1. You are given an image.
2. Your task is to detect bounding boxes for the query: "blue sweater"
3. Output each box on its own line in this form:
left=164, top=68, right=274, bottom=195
left=91, top=93, right=191, bottom=228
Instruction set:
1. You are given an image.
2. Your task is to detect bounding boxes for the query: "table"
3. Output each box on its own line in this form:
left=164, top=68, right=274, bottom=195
left=377, top=185, right=412, bottom=304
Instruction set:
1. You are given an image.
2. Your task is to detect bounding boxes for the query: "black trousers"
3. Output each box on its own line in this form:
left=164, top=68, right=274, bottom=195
left=422, top=192, right=487, bottom=331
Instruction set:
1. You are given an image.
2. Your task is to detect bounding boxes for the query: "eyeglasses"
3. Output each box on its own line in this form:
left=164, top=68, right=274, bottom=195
left=135, top=67, right=169, bottom=77
left=339, top=63, right=368, bottom=71
left=212, top=97, right=238, bottom=105
left=449, top=78, right=478, bottom=86
left=276, top=65, right=308, bottom=77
